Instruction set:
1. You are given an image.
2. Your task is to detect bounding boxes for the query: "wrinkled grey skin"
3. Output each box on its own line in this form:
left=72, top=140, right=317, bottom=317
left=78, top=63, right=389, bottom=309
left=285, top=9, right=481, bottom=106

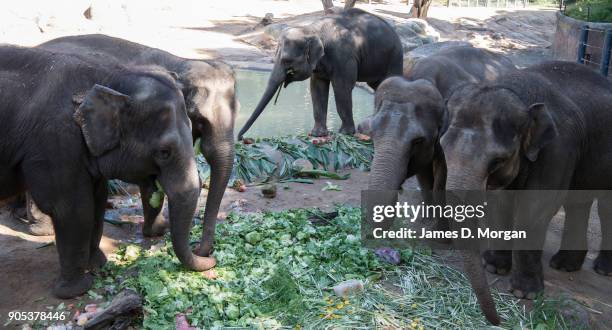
left=36, top=34, right=237, bottom=256
left=0, top=46, right=215, bottom=298
left=360, top=46, right=515, bottom=325
left=441, top=61, right=612, bottom=306
left=238, top=8, right=403, bottom=139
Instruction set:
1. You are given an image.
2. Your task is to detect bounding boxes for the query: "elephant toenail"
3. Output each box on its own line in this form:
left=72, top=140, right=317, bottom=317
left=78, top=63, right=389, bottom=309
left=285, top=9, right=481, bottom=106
left=526, top=292, right=536, bottom=300
left=512, top=289, right=524, bottom=298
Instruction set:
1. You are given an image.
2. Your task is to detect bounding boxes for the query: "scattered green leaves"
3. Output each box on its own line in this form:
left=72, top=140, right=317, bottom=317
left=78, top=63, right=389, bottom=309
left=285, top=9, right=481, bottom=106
left=298, top=169, right=350, bottom=180
left=322, top=181, right=342, bottom=191
left=93, top=207, right=574, bottom=329
left=196, top=134, right=373, bottom=186
left=148, top=181, right=164, bottom=209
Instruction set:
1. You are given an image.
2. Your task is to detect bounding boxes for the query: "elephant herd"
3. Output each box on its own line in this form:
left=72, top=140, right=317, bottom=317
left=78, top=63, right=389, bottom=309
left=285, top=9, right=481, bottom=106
left=1, top=7, right=610, bottom=325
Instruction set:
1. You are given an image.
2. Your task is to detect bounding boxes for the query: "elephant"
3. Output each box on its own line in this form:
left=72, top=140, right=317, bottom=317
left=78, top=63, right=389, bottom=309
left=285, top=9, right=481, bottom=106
left=237, top=8, right=403, bottom=140
left=360, top=45, right=515, bottom=325
left=0, top=45, right=215, bottom=298
left=30, top=34, right=237, bottom=256
left=441, top=61, right=612, bottom=313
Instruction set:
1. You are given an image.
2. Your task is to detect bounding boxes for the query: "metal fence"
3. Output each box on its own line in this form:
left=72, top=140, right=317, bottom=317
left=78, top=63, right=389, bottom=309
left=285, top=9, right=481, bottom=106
left=576, top=26, right=612, bottom=78
left=447, top=0, right=527, bottom=7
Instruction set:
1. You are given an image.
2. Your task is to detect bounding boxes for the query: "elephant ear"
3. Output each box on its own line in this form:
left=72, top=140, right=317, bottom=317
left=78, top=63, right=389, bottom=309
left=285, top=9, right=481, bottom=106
left=73, top=84, right=130, bottom=157
left=524, top=103, right=557, bottom=162
left=306, top=35, right=324, bottom=71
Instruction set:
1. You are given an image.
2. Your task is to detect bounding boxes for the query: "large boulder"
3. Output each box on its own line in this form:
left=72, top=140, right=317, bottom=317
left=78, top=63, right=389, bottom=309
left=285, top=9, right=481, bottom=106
left=249, top=15, right=441, bottom=55
left=403, top=40, right=472, bottom=74
left=392, top=19, right=440, bottom=53
left=264, top=22, right=289, bottom=40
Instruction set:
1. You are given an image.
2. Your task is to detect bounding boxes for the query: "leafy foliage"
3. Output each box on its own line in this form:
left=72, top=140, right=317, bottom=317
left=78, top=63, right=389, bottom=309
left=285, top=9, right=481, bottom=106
left=196, top=134, right=373, bottom=185
left=565, top=0, right=612, bottom=22
left=95, top=208, right=574, bottom=329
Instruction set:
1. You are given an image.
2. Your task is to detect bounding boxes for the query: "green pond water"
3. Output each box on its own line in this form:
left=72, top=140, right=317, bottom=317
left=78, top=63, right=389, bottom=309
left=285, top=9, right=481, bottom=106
left=235, top=69, right=374, bottom=138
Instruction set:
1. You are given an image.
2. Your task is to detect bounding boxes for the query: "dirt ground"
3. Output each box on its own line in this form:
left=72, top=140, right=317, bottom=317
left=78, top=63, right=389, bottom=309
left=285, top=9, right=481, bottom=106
left=0, top=0, right=609, bottom=328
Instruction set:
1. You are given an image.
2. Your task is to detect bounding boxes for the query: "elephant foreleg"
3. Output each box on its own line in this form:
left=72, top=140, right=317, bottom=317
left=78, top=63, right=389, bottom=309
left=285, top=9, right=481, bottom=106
left=595, top=195, right=612, bottom=276
left=417, top=166, right=449, bottom=243
left=511, top=191, right=565, bottom=299
left=25, top=166, right=96, bottom=299
left=89, top=179, right=109, bottom=271
left=140, top=180, right=168, bottom=237
left=310, top=77, right=330, bottom=137
left=482, top=194, right=515, bottom=275
left=332, top=74, right=356, bottom=135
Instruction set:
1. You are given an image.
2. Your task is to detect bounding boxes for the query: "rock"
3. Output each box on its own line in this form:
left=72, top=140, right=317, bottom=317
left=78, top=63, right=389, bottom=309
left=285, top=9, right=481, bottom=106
left=261, top=183, right=277, bottom=198
left=403, top=41, right=472, bottom=74
left=490, top=32, right=503, bottom=40
left=333, top=279, right=364, bottom=297
left=84, top=304, right=98, bottom=313
left=261, top=13, right=274, bottom=26
left=393, top=19, right=440, bottom=53
left=264, top=22, right=289, bottom=40
left=292, top=158, right=314, bottom=172
left=258, top=144, right=284, bottom=176
left=375, top=247, right=401, bottom=265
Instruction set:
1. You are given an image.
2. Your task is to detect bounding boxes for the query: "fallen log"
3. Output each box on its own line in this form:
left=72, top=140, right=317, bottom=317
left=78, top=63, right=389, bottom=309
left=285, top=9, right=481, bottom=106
left=83, top=289, right=142, bottom=330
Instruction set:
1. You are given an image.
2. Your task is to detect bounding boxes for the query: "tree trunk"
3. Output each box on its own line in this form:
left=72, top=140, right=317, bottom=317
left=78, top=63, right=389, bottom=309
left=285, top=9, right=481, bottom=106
left=321, top=0, right=334, bottom=13
left=409, top=0, right=432, bottom=18
left=344, top=0, right=358, bottom=9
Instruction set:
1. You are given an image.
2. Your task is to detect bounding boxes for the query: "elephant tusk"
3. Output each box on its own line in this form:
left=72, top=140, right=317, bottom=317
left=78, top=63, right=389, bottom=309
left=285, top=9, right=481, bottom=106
left=273, top=83, right=283, bottom=105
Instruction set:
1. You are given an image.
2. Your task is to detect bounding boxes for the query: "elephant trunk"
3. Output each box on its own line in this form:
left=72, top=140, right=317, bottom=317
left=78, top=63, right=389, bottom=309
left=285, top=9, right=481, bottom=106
left=446, top=167, right=500, bottom=325
left=368, top=142, right=409, bottom=191
left=198, top=136, right=234, bottom=256
left=159, top=156, right=216, bottom=271
left=461, top=249, right=500, bottom=325
left=237, top=64, right=285, bottom=140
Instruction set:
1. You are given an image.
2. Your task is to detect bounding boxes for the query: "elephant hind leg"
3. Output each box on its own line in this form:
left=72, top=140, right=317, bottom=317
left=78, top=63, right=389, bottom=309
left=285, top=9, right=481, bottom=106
left=310, top=77, right=331, bottom=137
left=88, top=179, right=108, bottom=272
left=595, top=198, right=612, bottom=276
left=25, top=164, right=97, bottom=299
left=332, top=77, right=356, bottom=135
left=549, top=201, right=591, bottom=272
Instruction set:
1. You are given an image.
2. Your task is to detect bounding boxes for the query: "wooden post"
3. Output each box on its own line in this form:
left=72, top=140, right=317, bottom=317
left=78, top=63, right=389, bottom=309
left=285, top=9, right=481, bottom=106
left=321, top=0, right=334, bottom=13
left=577, top=25, right=589, bottom=64
left=601, top=29, right=612, bottom=76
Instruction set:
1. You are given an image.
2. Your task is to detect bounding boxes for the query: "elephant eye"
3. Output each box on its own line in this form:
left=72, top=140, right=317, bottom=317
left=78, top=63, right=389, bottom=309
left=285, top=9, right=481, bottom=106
left=156, top=148, right=172, bottom=161
left=412, top=137, right=425, bottom=146
left=488, top=157, right=506, bottom=173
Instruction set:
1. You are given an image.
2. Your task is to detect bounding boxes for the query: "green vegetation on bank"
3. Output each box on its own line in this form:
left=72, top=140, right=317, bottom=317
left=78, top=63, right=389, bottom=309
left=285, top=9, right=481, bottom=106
left=565, top=0, right=612, bottom=22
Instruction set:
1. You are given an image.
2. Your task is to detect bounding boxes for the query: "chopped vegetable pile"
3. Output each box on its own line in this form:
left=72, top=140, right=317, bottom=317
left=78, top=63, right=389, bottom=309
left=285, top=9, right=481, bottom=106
left=95, top=207, right=573, bottom=329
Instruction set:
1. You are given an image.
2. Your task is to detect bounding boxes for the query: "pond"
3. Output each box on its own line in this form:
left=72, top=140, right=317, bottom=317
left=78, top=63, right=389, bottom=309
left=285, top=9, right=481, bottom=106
left=235, top=69, right=374, bottom=138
